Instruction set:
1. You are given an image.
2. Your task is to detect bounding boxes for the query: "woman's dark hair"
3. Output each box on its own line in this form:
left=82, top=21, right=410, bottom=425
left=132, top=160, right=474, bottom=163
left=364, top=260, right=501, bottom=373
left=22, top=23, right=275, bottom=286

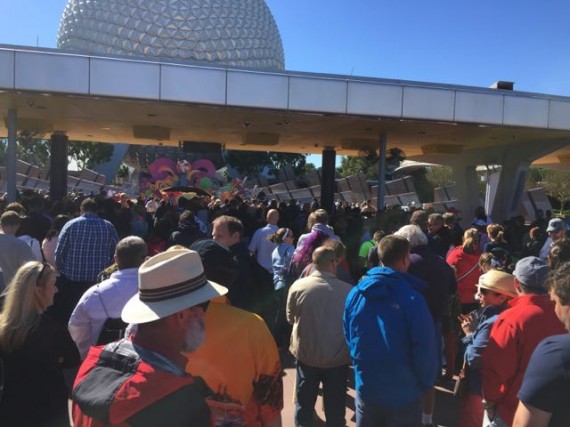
left=268, top=228, right=293, bottom=244
left=45, top=215, right=70, bottom=240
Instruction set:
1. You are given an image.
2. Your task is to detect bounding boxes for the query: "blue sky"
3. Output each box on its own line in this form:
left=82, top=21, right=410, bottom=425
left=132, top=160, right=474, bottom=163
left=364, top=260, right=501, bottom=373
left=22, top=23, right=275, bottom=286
left=1, top=0, right=569, bottom=166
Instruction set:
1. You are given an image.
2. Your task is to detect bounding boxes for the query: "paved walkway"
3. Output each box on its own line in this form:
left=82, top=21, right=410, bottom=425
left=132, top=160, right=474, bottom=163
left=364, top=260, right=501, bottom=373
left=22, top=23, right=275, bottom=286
left=280, top=350, right=459, bottom=427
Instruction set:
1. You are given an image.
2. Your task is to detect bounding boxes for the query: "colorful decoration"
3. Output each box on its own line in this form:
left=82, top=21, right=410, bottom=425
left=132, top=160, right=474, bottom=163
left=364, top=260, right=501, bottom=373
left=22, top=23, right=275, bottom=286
left=140, top=157, right=218, bottom=196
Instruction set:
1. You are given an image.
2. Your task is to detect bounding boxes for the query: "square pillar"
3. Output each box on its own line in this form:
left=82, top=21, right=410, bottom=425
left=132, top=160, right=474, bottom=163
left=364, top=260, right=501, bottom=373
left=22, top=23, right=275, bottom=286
left=50, top=133, right=68, bottom=202
left=320, top=147, right=336, bottom=214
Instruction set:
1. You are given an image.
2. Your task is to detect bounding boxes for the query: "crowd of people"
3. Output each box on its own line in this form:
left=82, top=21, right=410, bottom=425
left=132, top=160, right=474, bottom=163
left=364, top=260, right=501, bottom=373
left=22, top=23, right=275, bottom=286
left=0, top=187, right=569, bottom=427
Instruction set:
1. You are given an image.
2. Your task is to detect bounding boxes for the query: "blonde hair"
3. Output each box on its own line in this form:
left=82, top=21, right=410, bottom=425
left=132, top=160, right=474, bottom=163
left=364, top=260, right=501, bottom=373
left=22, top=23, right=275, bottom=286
left=462, top=228, right=480, bottom=254
left=0, top=261, right=55, bottom=353
left=306, top=212, right=317, bottom=232
left=487, top=224, right=506, bottom=243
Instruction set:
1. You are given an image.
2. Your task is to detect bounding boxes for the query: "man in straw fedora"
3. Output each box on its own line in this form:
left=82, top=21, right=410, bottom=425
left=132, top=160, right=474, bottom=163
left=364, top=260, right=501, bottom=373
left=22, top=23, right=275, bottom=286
left=71, top=249, right=228, bottom=427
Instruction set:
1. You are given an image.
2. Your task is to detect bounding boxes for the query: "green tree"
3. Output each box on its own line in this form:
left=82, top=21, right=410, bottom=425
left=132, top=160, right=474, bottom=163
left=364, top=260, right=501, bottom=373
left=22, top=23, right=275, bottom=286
left=226, top=150, right=307, bottom=177
left=68, top=141, right=114, bottom=169
left=525, top=167, right=544, bottom=190
left=0, top=133, right=51, bottom=168
left=425, top=165, right=454, bottom=188
left=540, top=169, right=570, bottom=215
left=0, top=136, right=113, bottom=170
left=302, top=163, right=316, bottom=174
left=226, top=150, right=272, bottom=176
left=269, top=153, right=307, bottom=175
left=337, top=156, right=378, bottom=179
left=15, top=131, right=51, bottom=167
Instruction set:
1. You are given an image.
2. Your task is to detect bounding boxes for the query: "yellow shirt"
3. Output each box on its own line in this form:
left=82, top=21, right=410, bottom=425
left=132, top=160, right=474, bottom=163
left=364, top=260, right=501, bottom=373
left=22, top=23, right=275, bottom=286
left=186, top=297, right=283, bottom=426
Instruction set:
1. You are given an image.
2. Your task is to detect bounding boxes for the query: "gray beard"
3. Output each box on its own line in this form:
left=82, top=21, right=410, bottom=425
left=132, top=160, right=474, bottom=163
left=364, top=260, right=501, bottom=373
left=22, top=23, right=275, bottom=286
left=183, top=317, right=206, bottom=353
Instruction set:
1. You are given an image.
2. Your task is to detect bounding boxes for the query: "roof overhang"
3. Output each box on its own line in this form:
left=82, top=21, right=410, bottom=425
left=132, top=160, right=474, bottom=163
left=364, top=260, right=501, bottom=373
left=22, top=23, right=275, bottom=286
left=1, top=45, right=570, bottom=166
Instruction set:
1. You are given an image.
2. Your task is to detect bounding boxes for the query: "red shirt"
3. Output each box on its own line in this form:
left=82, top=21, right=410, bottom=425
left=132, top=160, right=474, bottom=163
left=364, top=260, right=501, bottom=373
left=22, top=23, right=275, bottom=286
left=481, top=294, right=566, bottom=425
left=446, top=246, right=481, bottom=304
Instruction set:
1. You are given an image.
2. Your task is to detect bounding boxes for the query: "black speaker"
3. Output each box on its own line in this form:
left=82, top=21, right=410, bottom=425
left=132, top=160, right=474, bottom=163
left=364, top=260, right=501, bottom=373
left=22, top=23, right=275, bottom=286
left=182, top=141, right=222, bottom=154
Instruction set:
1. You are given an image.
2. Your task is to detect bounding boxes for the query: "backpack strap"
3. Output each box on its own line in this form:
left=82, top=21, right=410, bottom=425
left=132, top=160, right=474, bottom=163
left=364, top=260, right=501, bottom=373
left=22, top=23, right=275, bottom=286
left=96, top=284, right=111, bottom=319
left=456, top=262, right=479, bottom=282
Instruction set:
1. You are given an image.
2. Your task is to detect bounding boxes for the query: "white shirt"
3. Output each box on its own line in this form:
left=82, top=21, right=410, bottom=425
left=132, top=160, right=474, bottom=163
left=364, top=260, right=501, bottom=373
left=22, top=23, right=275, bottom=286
left=68, top=268, right=139, bottom=359
left=248, top=224, right=279, bottom=273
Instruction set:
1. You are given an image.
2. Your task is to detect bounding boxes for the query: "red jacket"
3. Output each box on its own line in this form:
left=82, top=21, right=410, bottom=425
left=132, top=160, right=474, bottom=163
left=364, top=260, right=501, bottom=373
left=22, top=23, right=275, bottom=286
left=481, top=294, right=566, bottom=425
left=72, top=340, right=212, bottom=427
left=446, top=246, right=481, bottom=304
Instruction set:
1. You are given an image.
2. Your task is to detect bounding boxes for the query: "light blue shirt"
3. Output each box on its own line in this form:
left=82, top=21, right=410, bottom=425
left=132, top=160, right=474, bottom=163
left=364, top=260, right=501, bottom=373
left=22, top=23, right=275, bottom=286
left=248, top=224, right=279, bottom=273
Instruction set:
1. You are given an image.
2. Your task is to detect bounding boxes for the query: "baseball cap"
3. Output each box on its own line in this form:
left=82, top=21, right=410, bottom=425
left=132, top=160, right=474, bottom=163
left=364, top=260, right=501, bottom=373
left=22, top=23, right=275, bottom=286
left=512, top=256, right=549, bottom=292
left=546, top=218, right=566, bottom=233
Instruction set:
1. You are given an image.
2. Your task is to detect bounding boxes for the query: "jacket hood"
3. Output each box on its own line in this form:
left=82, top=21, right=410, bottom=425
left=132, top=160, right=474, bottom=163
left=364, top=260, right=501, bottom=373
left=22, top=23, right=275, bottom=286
left=178, top=219, right=200, bottom=233
left=311, top=223, right=336, bottom=236
left=357, top=266, right=426, bottom=298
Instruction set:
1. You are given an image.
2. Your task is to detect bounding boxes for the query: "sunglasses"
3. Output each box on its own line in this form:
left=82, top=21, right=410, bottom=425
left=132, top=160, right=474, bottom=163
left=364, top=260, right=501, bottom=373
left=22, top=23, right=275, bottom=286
left=477, top=286, right=501, bottom=297
left=195, top=300, right=210, bottom=312
left=36, top=262, right=50, bottom=286
left=478, top=286, right=490, bottom=295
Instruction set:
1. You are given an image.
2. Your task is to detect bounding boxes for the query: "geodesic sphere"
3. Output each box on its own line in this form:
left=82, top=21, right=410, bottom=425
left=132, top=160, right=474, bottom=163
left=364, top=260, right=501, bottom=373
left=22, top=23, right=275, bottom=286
left=57, top=0, right=285, bottom=71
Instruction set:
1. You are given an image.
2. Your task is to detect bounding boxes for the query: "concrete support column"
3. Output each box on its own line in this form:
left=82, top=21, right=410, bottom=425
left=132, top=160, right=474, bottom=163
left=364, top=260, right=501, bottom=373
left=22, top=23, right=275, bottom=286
left=320, top=147, right=336, bottom=215
left=451, top=139, right=569, bottom=227
left=490, top=156, right=531, bottom=223
left=6, top=109, right=17, bottom=202
left=452, top=159, right=481, bottom=228
left=376, top=133, right=387, bottom=212
left=50, top=132, right=68, bottom=202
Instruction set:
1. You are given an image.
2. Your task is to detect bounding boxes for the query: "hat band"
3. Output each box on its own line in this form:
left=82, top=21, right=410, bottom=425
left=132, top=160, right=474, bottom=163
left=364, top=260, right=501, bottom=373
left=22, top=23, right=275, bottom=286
left=139, top=272, right=208, bottom=303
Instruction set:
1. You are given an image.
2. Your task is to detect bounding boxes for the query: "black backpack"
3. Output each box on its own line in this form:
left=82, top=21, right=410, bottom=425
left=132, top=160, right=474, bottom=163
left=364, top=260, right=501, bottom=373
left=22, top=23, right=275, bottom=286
left=95, top=285, right=128, bottom=346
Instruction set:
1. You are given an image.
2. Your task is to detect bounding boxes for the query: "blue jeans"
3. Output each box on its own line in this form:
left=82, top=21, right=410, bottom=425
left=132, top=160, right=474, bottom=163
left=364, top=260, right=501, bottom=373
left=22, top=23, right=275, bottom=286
left=355, top=394, right=421, bottom=427
left=295, top=360, right=348, bottom=427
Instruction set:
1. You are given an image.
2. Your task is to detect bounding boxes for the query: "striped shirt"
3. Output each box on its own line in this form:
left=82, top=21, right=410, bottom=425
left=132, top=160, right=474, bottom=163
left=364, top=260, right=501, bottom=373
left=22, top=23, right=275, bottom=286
left=55, top=214, right=119, bottom=282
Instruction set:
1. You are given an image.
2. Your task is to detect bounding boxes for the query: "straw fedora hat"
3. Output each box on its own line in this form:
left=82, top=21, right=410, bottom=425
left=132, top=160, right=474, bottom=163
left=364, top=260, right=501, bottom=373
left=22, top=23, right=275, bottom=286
left=477, top=269, right=517, bottom=298
left=122, top=249, right=228, bottom=324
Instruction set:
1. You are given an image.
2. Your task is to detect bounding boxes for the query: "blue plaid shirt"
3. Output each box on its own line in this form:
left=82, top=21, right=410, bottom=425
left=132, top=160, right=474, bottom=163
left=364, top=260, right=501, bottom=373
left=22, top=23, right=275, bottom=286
left=55, top=213, right=119, bottom=282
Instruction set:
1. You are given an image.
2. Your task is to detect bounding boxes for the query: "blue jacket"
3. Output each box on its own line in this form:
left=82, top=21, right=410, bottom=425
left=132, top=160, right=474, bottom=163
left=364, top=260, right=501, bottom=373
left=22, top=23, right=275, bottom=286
left=344, top=266, right=437, bottom=408
left=461, top=304, right=505, bottom=395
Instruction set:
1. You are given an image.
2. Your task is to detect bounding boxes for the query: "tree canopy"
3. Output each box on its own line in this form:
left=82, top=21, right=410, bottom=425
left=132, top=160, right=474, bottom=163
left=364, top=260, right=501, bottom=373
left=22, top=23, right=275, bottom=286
left=536, top=168, right=570, bottom=214
left=68, top=141, right=114, bottom=169
left=225, top=150, right=307, bottom=177
left=0, top=135, right=114, bottom=170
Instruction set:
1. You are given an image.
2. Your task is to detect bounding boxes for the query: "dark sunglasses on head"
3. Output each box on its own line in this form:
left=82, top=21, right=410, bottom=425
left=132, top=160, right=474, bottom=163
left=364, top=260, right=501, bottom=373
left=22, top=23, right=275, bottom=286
left=36, top=262, right=50, bottom=286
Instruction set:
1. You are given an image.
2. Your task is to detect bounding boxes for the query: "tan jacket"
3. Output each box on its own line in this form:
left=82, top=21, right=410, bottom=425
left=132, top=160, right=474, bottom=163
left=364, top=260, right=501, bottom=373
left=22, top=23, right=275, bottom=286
left=287, top=270, right=352, bottom=368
